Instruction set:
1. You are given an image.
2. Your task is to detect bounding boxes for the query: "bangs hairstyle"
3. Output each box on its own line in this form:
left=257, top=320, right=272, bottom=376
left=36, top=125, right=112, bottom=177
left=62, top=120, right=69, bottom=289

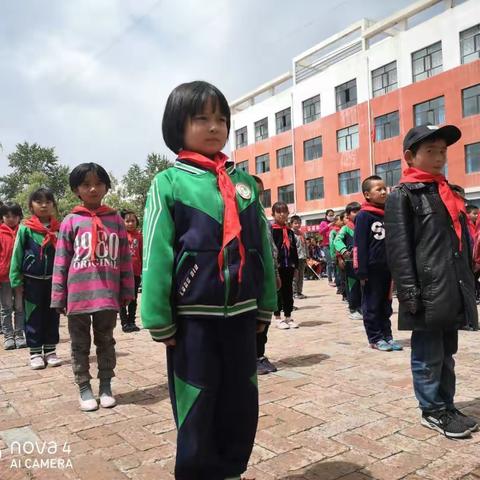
left=325, top=209, right=334, bottom=216
left=290, top=215, right=301, bottom=223
left=362, top=175, right=383, bottom=194
left=28, top=188, right=57, bottom=210
left=162, top=81, right=231, bottom=154
left=69, top=163, right=111, bottom=191
left=120, top=210, right=139, bottom=225
left=466, top=204, right=479, bottom=213
left=345, top=201, right=361, bottom=215
left=0, top=202, right=23, bottom=219
left=272, top=201, right=289, bottom=214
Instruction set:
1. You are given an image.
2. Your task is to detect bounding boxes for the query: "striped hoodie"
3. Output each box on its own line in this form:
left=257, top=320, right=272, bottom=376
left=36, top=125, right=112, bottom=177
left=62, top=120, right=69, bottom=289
left=51, top=210, right=134, bottom=315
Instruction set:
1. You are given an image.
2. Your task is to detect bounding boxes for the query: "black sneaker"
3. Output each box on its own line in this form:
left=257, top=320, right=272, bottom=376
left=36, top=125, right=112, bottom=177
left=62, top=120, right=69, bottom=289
left=257, top=358, right=270, bottom=375
left=128, top=324, right=140, bottom=332
left=448, top=408, right=479, bottom=432
left=421, top=410, right=472, bottom=438
left=122, top=324, right=132, bottom=333
left=262, top=357, right=277, bottom=373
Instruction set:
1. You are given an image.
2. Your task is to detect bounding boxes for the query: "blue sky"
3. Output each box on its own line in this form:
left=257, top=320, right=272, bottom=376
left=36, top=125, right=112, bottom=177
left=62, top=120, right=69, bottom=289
left=0, top=0, right=414, bottom=177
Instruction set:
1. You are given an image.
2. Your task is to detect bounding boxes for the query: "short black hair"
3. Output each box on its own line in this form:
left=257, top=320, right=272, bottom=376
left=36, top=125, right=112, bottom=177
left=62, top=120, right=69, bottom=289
left=339, top=211, right=346, bottom=221
left=162, top=81, right=231, bottom=154
left=272, top=201, right=289, bottom=214
left=325, top=209, right=334, bottom=216
left=345, top=201, right=361, bottom=215
left=466, top=204, right=479, bottom=213
left=69, top=163, right=111, bottom=191
left=252, top=175, right=263, bottom=187
left=28, top=188, right=57, bottom=211
left=290, top=215, right=301, bottom=223
left=120, top=210, right=139, bottom=226
left=0, top=202, right=23, bottom=219
left=362, top=175, right=384, bottom=194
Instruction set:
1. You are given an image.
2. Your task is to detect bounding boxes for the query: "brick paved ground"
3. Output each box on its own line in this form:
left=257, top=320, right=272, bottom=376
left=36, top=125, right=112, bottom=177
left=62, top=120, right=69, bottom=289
left=1, top=279, right=480, bottom=479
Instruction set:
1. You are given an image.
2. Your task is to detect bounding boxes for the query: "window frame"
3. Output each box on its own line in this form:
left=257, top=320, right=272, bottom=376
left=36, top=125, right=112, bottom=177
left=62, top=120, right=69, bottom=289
left=236, top=160, right=249, bottom=173
left=465, top=142, right=480, bottom=174
left=276, top=145, right=293, bottom=169
left=254, top=118, right=269, bottom=142
left=278, top=184, right=295, bottom=204
left=413, top=96, right=445, bottom=126
left=374, top=111, right=400, bottom=141
left=460, top=24, right=480, bottom=64
left=275, top=107, right=292, bottom=134
left=302, top=95, right=321, bottom=124
left=303, top=136, right=323, bottom=161
left=235, top=126, right=248, bottom=149
left=375, top=160, right=402, bottom=187
left=338, top=169, right=361, bottom=195
left=411, top=41, right=443, bottom=83
left=305, top=177, right=325, bottom=201
left=335, top=79, right=357, bottom=111
left=255, top=153, right=270, bottom=174
left=462, top=84, right=480, bottom=117
left=337, top=124, right=359, bottom=152
left=371, top=61, right=398, bottom=98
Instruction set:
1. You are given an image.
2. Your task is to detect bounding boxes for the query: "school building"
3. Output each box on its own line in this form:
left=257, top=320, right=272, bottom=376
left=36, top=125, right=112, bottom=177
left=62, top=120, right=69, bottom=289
left=229, top=0, right=480, bottom=224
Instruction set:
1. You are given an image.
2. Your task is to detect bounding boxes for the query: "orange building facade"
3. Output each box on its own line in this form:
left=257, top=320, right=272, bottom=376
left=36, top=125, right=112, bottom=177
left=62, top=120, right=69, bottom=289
left=230, top=0, right=480, bottom=222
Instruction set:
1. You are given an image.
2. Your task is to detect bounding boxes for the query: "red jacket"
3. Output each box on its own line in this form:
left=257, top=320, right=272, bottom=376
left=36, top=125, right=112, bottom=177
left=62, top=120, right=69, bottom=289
left=127, top=230, right=143, bottom=277
left=0, top=224, right=18, bottom=282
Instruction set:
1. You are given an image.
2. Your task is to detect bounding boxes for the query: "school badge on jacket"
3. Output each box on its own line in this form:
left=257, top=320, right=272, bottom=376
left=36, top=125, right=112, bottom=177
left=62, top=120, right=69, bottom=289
left=236, top=183, right=251, bottom=199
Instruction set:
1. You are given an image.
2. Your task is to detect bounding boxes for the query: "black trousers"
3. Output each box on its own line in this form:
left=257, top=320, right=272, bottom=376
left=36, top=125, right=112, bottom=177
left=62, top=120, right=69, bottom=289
left=256, top=323, right=270, bottom=358
left=24, top=277, right=60, bottom=352
left=361, top=267, right=393, bottom=344
left=274, top=267, right=295, bottom=317
left=167, top=313, right=258, bottom=480
left=345, top=262, right=361, bottom=312
left=120, top=275, right=141, bottom=326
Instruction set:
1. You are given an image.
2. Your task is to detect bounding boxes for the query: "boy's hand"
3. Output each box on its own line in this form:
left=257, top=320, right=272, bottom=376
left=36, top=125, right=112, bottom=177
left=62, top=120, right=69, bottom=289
left=256, top=323, right=267, bottom=333
left=15, top=285, right=23, bottom=295
left=343, top=251, right=352, bottom=259
left=161, top=337, right=176, bottom=347
left=276, top=274, right=282, bottom=290
left=56, top=308, right=66, bottom=315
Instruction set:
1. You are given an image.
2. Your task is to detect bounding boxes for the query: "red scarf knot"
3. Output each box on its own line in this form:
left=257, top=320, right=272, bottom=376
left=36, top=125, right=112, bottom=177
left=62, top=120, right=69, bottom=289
left=400, top=167, right=466, bottom=251
left=272, top=223, right=291, bottom=251
left=71, top=205, right=116, bottom=261
left=177, top=150, right=246, bottom=283
left=23, top=216, right=60, bottom=259
left=361, top=202, right=385, bottom=216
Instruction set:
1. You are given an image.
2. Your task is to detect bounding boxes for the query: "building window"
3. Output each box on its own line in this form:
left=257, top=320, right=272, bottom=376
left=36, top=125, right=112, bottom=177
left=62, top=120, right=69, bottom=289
left=466, top=142, right=480, bottom=173
left=254, top=118, right=268, bottom=142
left=305, top=177, right=324, bottom=201
left=235, top=127, right=247, bottom=149
left=255, top=153, right=270, bottom=174
left=371, top=61, right=398, bottom=97
left=236, top=160, right=249, bottom=173
left=337, top=124, right=359, bottom=152
left=414, top=96, right=445, bottom=126
left=302, top=95, right=320, bottom=124
left=412, top=41, right=442, bottom=83
left=338, top=170, right=361, bottom=195
left=278, top=184, right=294, bottom=204
left=374, top=111, right=400, bottom=141
left=463, top=84, right=480, bottom=117
left=304, top=136, right=322, bottom=161
left=460, top=24, right=480, bottom=64
left=275, top=108, right=291, bottom=134
left=260, top=189, right=271, bottom=208
left=276, top=146, right=293, bottom=168
left=376, top=160, right=401, bottom=187
left=335, top=79, right=357, bottom=111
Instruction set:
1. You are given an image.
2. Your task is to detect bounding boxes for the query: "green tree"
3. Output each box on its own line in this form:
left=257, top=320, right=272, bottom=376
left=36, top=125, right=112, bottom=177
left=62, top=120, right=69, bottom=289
left=104, top=171, right=138, bottom=216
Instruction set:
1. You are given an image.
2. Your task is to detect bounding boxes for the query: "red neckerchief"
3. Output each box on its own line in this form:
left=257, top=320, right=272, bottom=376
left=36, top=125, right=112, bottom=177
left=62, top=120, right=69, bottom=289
left=71, top=205, right=116, bottom=260
left=361, top=202, right=385, bottom=216
left=332, top=225, right=341, bottom=232
left=272, top=223, right=291, bottom=251
left=345, top=220, right=355, bottom=231
left=177, top=150, right=245, bottom=282
left=400, top=167, right=466, bottom=251
left=23, top=216, right=60, bottom=258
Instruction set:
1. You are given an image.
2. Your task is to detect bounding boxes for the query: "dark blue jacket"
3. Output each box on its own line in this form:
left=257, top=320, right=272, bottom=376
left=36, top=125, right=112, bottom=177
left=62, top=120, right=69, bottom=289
left=353, top=209, right=388, bottom=279
left=271, top=226, right=298, bottom=269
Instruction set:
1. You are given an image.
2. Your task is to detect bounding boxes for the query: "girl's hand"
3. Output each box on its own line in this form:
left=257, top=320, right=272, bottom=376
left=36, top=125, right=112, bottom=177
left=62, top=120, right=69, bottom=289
left=276, top=275, right=282, bottom=290
left=56, top=308, right=66, bottom=315
left=162, top=337, right=176, bottom=347
left=256, top=323, right=267, bottom=333
left=15, top=285, right=24, bottom=295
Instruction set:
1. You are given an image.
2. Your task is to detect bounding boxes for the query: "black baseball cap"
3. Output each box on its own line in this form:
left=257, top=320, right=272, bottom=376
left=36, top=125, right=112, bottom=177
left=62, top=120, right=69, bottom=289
left=403, top=124, right=461, bottom=152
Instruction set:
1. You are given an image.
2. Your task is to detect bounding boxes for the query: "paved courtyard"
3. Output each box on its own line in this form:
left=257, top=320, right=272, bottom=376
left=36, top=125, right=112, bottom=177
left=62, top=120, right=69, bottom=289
left=1, top=279, right=480, bottom=480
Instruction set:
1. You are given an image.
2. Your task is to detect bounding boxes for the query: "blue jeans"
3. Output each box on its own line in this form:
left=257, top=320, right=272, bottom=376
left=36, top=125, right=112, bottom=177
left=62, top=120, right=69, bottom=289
left=321, top=246, right=334, bottom=282
left=411, top=330, right=458, bottom=413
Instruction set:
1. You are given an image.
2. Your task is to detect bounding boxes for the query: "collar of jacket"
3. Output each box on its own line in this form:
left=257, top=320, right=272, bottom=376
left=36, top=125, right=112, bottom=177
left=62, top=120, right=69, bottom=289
left=401, top=181, right=466, bottom=198
left=174, top=159, right=236, bottom=176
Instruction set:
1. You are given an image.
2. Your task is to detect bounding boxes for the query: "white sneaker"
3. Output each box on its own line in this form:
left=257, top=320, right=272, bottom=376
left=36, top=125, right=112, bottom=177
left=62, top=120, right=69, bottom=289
left=30, top=354, right=46, bottom=370
left=286, top=317, right=299, bottom=328
left=276, top=319, right=290, bottom=330
left=79, top=397, right=98, bottom=412
left=349, top=311, right=363, bottom=320
left=100, top=394, right=117, bottom=408
left=45, top=352, right=62, bottom=367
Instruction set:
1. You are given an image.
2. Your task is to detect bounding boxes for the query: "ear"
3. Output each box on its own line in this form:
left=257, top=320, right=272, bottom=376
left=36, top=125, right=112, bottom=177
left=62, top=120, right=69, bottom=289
left=404, top=150, right=414, bottom=166
left=364, top=190, right=371, bottom=201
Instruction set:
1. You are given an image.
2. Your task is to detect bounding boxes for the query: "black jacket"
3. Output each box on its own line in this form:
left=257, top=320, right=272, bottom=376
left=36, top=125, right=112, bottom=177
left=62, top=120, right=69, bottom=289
left=271, top=226, right=298, bottom=269
left=385, top=181, right=478, bottom=331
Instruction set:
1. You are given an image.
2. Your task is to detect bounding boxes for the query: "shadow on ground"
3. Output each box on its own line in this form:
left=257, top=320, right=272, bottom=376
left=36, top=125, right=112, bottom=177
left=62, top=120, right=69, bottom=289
left=281, top=461, right=372, bottom=479
left=298, top=320, right=331, bottom=327
left=61, top=351, right=129, bottom=366
left=394, top=338, right=411, bottom=348
left=116, top=383, right=170, bottom=405
left=278, top=353, right=330, bottom=367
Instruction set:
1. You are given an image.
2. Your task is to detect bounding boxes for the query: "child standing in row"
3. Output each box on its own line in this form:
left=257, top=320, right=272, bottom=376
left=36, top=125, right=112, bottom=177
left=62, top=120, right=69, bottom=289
left=329, top=213, right=346, bottom=300
left=334, top=202, right=362, bottom=320
left=291, top=215, right=308, bottom=300
left=10, top=189, right=61, bottom=368
left=141, top=81, right=276, bottom=479
left=271, top=201, right=299, bottom=329
left=119, top=210, right=142, bottom=333
left=51, top=163, right=134, bottom=412
left=0, top=203, right=26, bottom=350
left=353, top=176, right=402, bottom=352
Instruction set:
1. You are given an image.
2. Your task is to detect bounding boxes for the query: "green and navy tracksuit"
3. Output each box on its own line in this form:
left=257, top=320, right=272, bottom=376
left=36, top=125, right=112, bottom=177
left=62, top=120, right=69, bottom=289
left=334, top=221, right=361, bottom=313
left=141, top=155, right=277, bottom=479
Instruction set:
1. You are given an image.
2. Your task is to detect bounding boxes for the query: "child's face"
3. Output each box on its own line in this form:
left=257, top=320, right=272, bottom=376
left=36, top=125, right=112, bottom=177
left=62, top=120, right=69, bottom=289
left=364, top=179, right=387, bottom=206
left=348, top=210, right=359, bottom=221
left=291, top=219, right=301, bottom=231
left=124, top=213, right=138, bottom=231
left=31, top=197, right=54, bottom=220
left=334, top=216, right=342, bottom=227
left=273, top=207, right=289, bottom=225
left=183, top=98, right=228, bottom=159
left=2, top=213, right=20, bottom=228
left=405, top=138, right=447, bottom=175
left=469, top=209, right=479, bottom=224
left=75, top=171, right=107, bottom=209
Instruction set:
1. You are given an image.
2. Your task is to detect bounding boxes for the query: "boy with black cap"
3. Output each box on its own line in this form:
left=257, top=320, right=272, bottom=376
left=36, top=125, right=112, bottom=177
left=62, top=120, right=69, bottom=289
left=385, top=124, right=479, bottom=439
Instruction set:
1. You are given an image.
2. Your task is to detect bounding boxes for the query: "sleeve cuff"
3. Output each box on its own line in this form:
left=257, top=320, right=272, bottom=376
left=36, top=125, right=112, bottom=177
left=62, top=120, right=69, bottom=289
left=256, top=309, right=272, bottom=324
left=149, top=324, right=177, bottom=341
